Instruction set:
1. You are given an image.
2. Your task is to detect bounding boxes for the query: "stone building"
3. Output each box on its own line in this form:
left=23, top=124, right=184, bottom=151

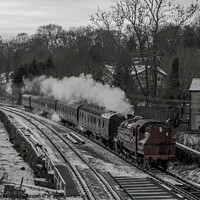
left=189, top=78, right=200, bottom=131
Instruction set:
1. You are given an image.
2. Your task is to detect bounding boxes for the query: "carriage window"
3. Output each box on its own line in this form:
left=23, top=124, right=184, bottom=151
left=102, top=121, right=104, bottom=128
left=94, top=118, right=96, bottom=124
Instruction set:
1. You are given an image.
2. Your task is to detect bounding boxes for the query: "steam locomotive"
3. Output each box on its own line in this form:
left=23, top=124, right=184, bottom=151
left=22, top=94, right=176, bottom=170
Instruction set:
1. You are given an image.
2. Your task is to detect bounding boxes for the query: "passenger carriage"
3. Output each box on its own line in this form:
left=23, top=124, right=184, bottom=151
left=37, top=97, right=57, bottom=115
left=78, top=104, right=105, bottom=137
left=30, top=96, right=40, bottom=110
left=56, top=101, right=83, bottom=126
left=100, top=112, right=124, bottom=147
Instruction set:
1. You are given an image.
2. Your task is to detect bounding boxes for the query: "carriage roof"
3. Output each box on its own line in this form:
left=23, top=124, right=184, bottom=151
left=57, top=101, right=83, bottom=109
left=79, top=104, right=106, bottom=116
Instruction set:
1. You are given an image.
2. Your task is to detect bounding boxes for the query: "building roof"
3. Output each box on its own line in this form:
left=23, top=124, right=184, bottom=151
left=105, top=64, right=115, bottom=75
left=105, top=64, right=167, bottom=76
left=130, top=65, right=167, bottom=76
left=189, top=78, right=200, bottom=91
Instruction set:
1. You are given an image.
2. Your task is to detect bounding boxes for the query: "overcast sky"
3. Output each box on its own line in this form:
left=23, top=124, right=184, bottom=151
left=0, top=0, right=197, bottom=39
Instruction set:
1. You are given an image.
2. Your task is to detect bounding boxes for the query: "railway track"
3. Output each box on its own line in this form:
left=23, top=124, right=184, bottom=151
left=0, top=106, right=123, bottom=200
left=1, top=104, right=200, bottom=199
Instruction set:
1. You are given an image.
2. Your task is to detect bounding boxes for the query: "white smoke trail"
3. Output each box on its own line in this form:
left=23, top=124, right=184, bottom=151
left=23, top=74, right=133, bottom=115
left=22, top=75, right=46, bottom=94
left=4, top=83, right=13, bottom=95
left=50, top=112, right=61, bottom=122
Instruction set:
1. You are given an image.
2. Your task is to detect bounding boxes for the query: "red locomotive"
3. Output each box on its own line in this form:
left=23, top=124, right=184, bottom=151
left=114, top=117, right=176, bottom=170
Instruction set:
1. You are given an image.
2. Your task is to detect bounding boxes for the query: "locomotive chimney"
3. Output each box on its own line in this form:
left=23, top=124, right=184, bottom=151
left=127, top=114, right=134, bottom=119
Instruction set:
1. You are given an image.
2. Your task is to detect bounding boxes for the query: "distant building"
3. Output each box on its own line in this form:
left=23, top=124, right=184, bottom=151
left=189, top=78, right=200, bottom=131
left=102, top=64, right=115, bottom=85
left=103, top=64, right=167, bottom=96
left=131, top=65, right=167, bottom=97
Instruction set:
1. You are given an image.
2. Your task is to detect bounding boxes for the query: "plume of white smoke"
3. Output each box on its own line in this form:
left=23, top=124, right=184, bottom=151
left=50, top=112, right=61, bottom=122
left=23, top=74, right=133, bottom=115
left=22, top=75, right=47, bottom=94
left=4, top=83, right=13, bottom=95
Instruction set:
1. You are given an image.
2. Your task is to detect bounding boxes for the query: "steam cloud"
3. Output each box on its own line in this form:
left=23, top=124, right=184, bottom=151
left=4, top=83, right=12, bottom=95
left=23, top=74, right=134, bottom=115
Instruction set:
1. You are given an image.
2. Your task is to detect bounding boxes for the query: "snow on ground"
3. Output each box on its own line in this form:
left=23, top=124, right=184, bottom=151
left=81, top=143, right=148, bottom=178
left=175, top=131, right=200, bottom=151
left=7, top=112, right=62, bottom=165
left=0, top=122, right=35, bottom=185
left=87, top=156, right=147, bottom=177
left=173, top=131, right=200, bottom=186
left=169, top=162, right=200, bottom=186
left=0, top=120, right=75, bottom=199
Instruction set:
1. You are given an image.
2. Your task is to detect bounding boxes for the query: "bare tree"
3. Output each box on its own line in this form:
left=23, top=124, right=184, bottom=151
left=36, top=24, right=65, bottom=50
left=91, top=0, right=198, bottom=103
